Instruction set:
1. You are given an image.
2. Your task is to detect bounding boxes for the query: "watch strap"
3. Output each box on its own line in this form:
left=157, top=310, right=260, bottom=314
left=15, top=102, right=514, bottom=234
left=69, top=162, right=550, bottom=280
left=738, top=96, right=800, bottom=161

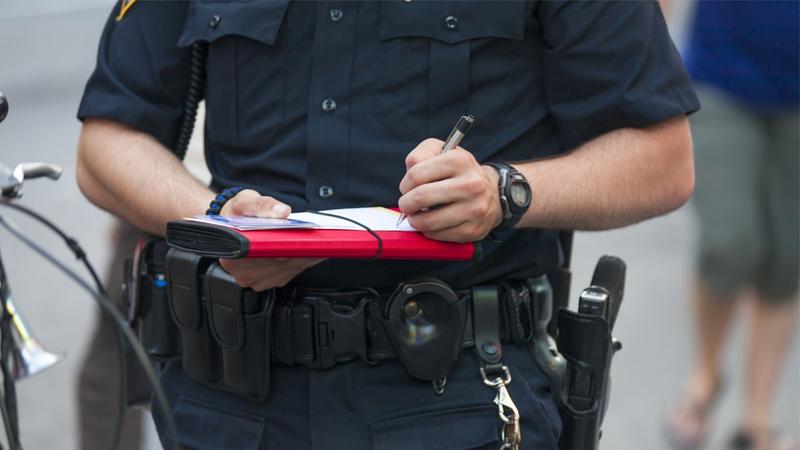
left=485, top=161, right=529, bottom=232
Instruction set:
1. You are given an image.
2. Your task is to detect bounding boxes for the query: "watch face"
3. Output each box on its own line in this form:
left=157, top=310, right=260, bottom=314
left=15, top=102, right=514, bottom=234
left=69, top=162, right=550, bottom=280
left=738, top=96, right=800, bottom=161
left=510, top=181, right=531, bottom=207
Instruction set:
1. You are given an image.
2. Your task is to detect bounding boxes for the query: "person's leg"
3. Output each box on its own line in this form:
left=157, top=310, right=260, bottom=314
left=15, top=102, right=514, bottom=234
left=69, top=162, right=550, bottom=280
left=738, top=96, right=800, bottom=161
left=666, top=86, right=766, bottom=448
left=742, top=298, right=798, bottom=435
left=685, top=85, right=765, bottom=400
left=77, top=220, right=144, bottom=450
left=685, top=278, right=738, bottom=405
left=739, top=110, right=799, bottom=448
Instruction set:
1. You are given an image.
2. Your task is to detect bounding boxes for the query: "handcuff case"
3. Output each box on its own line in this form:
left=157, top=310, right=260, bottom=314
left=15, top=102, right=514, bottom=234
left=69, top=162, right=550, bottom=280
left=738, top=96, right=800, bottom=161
left=381, top=279, right=468, bottom=381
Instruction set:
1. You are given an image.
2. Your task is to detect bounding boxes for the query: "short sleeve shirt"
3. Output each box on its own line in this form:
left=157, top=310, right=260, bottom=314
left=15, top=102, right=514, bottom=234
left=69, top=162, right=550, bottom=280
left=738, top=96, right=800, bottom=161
left=78, top=0, right=699, bottom=289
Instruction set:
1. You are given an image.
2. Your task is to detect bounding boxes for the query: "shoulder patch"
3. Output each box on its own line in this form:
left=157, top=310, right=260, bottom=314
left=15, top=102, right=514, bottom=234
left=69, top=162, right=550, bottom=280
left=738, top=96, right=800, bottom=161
left=115, top=0, right=137, bottom=22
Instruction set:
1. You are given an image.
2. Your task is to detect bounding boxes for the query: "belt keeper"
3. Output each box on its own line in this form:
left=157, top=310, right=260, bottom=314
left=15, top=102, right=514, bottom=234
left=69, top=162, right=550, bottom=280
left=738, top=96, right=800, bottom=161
left=472, top=285, right=503, bottom=370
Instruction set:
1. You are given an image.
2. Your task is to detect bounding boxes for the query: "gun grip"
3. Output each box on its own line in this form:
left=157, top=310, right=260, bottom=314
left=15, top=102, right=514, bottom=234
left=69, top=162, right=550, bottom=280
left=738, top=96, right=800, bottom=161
left=589, top=255, right=626, bottom=330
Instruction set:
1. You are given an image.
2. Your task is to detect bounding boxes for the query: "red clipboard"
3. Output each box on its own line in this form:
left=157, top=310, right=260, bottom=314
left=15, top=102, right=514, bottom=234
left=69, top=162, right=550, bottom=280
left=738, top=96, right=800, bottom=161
left=166, top=220, right=478, bottom=261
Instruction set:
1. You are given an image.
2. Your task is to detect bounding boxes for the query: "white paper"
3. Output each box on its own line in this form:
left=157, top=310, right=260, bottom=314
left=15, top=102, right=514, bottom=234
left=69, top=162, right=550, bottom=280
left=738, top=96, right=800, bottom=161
left=290, top=207, right=416, bottom=231
left=186, top=207, right=416, bottom=232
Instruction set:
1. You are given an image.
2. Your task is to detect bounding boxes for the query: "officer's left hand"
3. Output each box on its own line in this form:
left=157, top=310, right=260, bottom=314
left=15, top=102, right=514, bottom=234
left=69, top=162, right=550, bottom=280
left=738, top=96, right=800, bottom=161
left=217, top=189, right=325, bottom=291
left=398, top=138, right=503, bottom=242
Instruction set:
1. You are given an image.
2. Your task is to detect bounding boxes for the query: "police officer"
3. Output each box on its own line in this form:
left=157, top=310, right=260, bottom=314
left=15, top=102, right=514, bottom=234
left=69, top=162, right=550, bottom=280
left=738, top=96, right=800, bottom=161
left=76, top=1, right=698, bottom=449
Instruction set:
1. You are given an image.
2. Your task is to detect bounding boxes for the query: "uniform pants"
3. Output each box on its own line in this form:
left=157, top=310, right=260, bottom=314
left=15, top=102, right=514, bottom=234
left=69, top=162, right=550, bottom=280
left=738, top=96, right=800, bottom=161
left=152, top=345, right=561, bottom=450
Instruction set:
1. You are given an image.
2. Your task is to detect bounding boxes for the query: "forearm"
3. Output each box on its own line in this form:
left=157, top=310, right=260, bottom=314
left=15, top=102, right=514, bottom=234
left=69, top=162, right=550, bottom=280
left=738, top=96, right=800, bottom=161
left=515, top=116, right=694, bottom=230
left=76, top=118, right=215, bottom=236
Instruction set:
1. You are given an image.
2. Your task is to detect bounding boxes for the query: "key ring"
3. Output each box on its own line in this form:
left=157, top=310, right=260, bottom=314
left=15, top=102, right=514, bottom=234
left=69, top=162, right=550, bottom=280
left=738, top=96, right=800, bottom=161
left=480, top=365, right=512, bottom=387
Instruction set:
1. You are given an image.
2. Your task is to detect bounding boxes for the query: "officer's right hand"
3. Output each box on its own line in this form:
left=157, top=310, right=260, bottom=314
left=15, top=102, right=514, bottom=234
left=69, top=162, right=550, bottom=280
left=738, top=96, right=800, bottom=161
left=218, top=189, right=324, bottom=292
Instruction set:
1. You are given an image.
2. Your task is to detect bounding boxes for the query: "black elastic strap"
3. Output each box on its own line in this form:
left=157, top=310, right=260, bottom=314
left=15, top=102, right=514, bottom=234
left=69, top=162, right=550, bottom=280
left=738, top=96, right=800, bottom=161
left=307, top=211, right=383, bottom=261
left=472, top=285, right=504, bottom=372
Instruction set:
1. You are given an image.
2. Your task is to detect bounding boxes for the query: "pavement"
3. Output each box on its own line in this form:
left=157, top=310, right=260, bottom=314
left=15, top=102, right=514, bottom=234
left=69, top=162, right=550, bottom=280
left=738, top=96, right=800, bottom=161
left=0, top=3, right=796, bottom=450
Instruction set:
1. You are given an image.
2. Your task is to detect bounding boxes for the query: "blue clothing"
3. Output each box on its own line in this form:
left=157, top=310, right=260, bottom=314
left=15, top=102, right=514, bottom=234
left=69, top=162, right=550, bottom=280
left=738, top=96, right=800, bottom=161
left=153, top=345, right=561, bottom=450
left=685, top=0, right=800, bottom=111
left=77, top=1, right=698, bottom=449
left=78, top=0, right=698, bottom=290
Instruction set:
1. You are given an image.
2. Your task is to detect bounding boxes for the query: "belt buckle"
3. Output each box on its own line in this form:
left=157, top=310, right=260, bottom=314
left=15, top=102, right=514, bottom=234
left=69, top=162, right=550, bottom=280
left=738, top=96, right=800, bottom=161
left=303, top=295, right=370, bottom=369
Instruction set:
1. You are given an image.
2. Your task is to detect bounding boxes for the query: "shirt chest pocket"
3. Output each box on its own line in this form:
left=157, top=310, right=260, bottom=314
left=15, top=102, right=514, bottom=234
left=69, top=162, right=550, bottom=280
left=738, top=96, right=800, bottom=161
left=179, top=0, right=290, bottom=150
left=376, top=0, right=526, bottom=142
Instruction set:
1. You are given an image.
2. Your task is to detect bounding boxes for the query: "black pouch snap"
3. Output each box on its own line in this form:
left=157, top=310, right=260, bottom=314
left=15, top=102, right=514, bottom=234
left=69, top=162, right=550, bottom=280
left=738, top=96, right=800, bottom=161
left=205, top=263, right=273, bottom=401
left=166, top=249, right=221, bottom=384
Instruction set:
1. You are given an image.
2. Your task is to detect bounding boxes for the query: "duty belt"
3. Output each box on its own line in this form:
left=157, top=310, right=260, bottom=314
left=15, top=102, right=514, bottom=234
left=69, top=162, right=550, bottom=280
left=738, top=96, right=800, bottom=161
left=127, top=246, right=541, bottom=449
left=270, top=283, right=536, bottom=370
left=133, top=247, right=543, bottom=404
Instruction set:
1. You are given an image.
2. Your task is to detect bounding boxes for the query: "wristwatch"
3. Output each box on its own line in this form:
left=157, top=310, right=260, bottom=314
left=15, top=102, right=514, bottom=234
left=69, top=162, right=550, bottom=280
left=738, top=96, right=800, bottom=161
left=485, top=161, right=532, bottom=231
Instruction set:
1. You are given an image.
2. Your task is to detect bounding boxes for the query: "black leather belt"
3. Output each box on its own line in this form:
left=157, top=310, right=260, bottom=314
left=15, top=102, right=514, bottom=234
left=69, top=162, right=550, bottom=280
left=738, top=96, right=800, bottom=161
left=270, top=281, right=537, bottom=370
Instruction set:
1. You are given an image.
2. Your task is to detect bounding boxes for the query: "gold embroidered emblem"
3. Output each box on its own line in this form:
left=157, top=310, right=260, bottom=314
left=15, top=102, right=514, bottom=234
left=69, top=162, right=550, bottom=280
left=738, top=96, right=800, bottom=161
left=116, top=0, right=138, bottom=22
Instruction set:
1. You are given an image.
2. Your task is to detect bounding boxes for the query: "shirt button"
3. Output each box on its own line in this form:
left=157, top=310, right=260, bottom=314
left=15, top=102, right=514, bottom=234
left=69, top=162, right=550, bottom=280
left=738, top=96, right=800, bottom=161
left=209, top=14, right=221, bottom=28
left=445, top=15, right=458, bottom=30
left=318, top=185, right=334, bottom=199
left=329, top=8, right=344, bottom=22
left=322, top=97, right=337, bottom=113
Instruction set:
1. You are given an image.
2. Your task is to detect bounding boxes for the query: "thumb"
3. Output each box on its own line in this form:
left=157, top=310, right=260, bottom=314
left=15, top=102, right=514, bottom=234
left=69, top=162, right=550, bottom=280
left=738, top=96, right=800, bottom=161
left=221, top=189, right=291, bottom=218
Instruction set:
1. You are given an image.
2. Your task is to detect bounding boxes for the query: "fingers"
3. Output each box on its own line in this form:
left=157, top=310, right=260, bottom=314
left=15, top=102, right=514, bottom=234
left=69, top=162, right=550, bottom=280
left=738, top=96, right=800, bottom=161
left=221, top=189, right=291, bottom=218
left=409, top=202, right=495, bottom=243
left=398, top=172, right=493, bottom=215
left=399, top=148, right=474, bottom=194
left=249, top=259, right=322, bottom=292
left=219, top=257, right=325, bottom=292
left=406, top=203, right=470, bottom=235
left=405, top=138, right=445, bottom=170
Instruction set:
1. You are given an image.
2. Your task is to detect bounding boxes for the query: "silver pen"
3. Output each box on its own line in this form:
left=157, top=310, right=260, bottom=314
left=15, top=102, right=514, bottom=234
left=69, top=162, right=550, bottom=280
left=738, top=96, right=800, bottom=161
left=397, top=114, right=476, bottom=226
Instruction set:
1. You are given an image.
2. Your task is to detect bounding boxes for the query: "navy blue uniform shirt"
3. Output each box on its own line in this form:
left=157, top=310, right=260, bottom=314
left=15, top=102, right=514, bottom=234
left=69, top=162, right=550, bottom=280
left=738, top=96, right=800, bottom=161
left=78, top=0, right=698, bottom=289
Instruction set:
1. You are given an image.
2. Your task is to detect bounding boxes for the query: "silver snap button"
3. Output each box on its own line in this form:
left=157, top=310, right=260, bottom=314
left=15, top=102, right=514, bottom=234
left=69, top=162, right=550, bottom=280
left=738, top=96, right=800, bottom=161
left=329, top=8, right=344, bottom=22
left=444, top=15, right=458, bottom=30
left=322, top=98, right=337, bottom=113
left=209, top=14, right=221, bottom=28
left=318, top=185, right=334, bottom=199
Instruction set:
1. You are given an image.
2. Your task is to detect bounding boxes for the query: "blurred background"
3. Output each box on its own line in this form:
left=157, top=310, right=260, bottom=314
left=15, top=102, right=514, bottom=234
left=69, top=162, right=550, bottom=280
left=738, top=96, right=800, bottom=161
left=0, top=1, right=796, bottom=449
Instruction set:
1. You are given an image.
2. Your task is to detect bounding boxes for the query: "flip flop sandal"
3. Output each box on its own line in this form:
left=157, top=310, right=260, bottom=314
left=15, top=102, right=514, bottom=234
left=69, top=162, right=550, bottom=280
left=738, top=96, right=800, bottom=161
left=663, top=378, right=724, bottom=450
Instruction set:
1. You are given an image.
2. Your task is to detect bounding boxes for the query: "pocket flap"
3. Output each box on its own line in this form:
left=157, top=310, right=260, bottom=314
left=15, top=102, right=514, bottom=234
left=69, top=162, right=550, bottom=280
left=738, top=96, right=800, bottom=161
left=370, top=405, right=499, bottom=450
left=174, top=397, right=264, bottom=450
left=379, top=0, right=525, bottom=44
left=178, top=0, right=290, bottom=47
left=204, top=263, right=245, bottom=349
